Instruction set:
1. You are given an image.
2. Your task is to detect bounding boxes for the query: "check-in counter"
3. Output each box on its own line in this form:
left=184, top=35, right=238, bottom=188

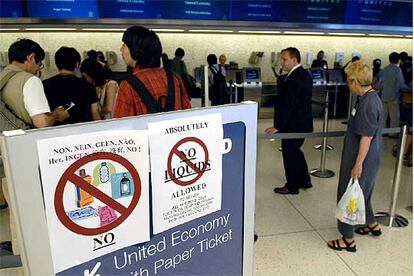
left=242, top=67, right=262, bottom=105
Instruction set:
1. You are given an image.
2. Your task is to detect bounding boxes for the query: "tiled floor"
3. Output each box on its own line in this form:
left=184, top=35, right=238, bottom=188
left=0, top=118, right=412, bottom=275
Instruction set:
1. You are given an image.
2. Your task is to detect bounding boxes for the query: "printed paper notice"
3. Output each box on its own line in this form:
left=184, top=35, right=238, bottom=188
left=37, top=131, right=150, bottom=273
left=148, top=114, right=223, bottom=234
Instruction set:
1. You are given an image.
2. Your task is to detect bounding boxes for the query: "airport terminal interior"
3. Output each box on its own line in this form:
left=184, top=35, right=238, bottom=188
left=0, top=0, right=413, bottom=275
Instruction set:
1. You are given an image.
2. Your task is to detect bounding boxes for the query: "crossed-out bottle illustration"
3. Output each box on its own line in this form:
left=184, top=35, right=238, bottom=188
left=99, top=162, right=110, bottom=183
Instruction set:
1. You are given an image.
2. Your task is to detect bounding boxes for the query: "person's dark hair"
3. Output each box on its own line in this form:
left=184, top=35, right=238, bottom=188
left=400, top=51, right=409, bottom=62
left=96, top=51, right=106, bottom=63
left=8, top=39, right=45, bottom=64
left=55, top=47, right=81, bottom=71
left=317, top=50, right=324, bottom=59
left=408, top=56, right=413, bottom=62
left=80, top=58, right=109, bottom=87
left=122, top=26, right=162, bottom=69
left=161, top=53, right=171, bottom=69
left=207, top=54, right=217, bottom=66
left=373, top=58, right=382, bottom=76
left=87, top=49, right=98, bottom=60
left=175, top=48, right=185, bottom=58
left=281, top=47, right=301, bottom=63
left=389, top=52, right=400, bottom=64
left=351, top=56, right=360, bottom=62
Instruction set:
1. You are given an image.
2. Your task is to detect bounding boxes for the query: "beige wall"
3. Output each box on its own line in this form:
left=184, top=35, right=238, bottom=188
left=0, top=32, right=412, bottom=82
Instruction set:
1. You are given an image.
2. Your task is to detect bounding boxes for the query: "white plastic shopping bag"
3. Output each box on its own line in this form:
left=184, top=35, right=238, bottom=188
left=335, top=178, right=366, bottom=225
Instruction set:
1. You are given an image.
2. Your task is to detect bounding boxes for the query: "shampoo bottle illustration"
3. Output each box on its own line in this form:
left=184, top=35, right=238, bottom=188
left=99, top=162, right=110, bottom=183
left=120, top=173, right=131, bottom=196
left=76, top=169, right=94, bottom=208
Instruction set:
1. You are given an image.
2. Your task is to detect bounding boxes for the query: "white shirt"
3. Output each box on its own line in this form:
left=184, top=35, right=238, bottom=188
left=287, top=64, right=301, bottom=78
left=23, top=76, right=51, bottom=117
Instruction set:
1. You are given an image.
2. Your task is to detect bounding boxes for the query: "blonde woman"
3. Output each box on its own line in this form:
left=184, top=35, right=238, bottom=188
left=327, top=60, right=383, bottom=252
left=80, top=58, right=118, bottom=119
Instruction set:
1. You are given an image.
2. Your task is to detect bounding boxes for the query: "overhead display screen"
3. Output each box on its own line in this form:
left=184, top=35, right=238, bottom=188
left=1, top=0, right=412, bottom=28
left=280, top=0, right=346, bottom=24
left=0, top=0, right=23, bottom=17
left=230, top=1, right=284, bottom=22
left=163, top=0, right=228, bottom=20
left=344, top=0, right=412, bottom=26
left=26, top=0, right=98, bottom=18
left=98, top=0, right=163, bottom=19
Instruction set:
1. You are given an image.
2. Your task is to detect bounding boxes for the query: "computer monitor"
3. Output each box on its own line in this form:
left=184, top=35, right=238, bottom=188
left=326, top=69, right=344, bottom=84
left=310, top=68, right=326, bottom=84
left=245, top=69, right=260, bottom=81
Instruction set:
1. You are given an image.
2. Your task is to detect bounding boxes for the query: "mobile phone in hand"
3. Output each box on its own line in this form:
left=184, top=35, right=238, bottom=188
left=62, top=102, right=75, bottom=111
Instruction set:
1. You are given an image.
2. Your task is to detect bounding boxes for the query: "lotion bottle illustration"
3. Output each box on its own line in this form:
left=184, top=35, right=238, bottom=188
left=76, top=169, right=94, bottom=208
left=120, top=173, right=131, bottom=196
left=99, top=162, right=110, bottom=183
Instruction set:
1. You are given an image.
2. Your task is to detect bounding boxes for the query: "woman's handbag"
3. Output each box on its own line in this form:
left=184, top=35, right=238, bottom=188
left=335, top=178, right=366, bottom=225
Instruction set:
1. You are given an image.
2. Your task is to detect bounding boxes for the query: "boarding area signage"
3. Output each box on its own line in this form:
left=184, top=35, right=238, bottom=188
left=0, top=103, right=257, bottom=275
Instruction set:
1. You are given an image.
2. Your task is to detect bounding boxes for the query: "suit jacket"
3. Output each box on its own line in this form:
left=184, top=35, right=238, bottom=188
left=274, top=66, right=313, bottom=133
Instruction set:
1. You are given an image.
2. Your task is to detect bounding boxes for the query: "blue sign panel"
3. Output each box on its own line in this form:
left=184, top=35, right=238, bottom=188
left=58, top=122, right=246, bottom=276
left=26, top=0, right=99, bottom=18
left=163, top=0, right=229, bottom=21
left=279, top=0, right=346, bottom=24
left=0, top=0, right=23, bottom=18
left=344, top=0, right=413, bottom=26
left=98, top=0, right=163, bottom=19
left=230, top=0, right=284, bottom=22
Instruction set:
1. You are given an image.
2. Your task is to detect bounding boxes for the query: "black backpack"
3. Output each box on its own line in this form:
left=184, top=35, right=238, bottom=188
left=124, top=69, right=176, bottom=113
left=209, top=66, right=227, bottom=103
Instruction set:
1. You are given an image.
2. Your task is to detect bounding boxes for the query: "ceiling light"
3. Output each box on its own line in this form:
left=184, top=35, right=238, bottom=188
left=152, top=29, right=185, bottom=32
left=0, top=28, right=20, bottom=31
left=368, top=34, right=404, bottom=37
left=327, top=32, right=365, bottom=36
left=81, top=28, right=125, bottom=31
left=284, top=31, right=325, bottom=35
left=25, top=28, right=78, bottom=31
left=188, top=29, right=234, bottom=33
left=238, top=30, right=281, bottom=34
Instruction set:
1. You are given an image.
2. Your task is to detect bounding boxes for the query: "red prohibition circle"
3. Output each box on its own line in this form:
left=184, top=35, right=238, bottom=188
left=167, top=137, right=209, bottom=186
left=54, top=152, right=141, bottom=236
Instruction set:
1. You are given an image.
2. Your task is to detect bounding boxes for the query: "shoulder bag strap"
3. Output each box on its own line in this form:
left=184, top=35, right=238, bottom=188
left=0, top=70, right=19, bottom=92
left=124, top=76, right=159, bottom=113
left=165, top=69, right=176, bottom=111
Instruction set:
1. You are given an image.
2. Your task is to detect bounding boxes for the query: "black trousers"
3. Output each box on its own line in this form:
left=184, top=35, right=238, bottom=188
left=281, top=138, right=311, bottom=192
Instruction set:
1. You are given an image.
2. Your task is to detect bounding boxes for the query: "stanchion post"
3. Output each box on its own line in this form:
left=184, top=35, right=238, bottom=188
left=310, top=100, right=335, bottom=178
left=375, top=125, right=409, bottom=227
left=203, top=65, right=210, bottom=107
left=229, top=80, right=234, bottom=104
left=314, top=89, right=334, bottom=151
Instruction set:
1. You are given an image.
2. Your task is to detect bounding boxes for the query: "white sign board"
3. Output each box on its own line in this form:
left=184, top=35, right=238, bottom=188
left=37, top=131, right=150, bottom=273
left=148, top=114, right=223, bottom=234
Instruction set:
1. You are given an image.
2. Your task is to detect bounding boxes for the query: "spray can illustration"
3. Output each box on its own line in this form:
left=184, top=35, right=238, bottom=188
left=120, top=173, right=131, bottom=196
left=99, top=162, right=110, bottom=183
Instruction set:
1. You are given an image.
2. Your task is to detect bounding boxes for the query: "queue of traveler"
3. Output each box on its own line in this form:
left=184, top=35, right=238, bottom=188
left=0, top=25, right=412, bottom=256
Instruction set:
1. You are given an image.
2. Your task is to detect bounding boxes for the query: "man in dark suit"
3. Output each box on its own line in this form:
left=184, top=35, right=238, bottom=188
left=265, top=47, right=313, bottom=195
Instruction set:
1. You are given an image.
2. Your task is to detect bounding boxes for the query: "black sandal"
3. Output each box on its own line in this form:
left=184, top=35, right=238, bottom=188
left=355, top=223, right=382, bottom=236
left=327, top=237, right=356, bottom=252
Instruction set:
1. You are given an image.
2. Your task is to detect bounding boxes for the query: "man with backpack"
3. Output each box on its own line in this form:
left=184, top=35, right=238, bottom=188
left=207, top=54, right=228, bottom=106
left=0, top=39, right=69, bottom=256
left=113, top=26, right=191, bottom=117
